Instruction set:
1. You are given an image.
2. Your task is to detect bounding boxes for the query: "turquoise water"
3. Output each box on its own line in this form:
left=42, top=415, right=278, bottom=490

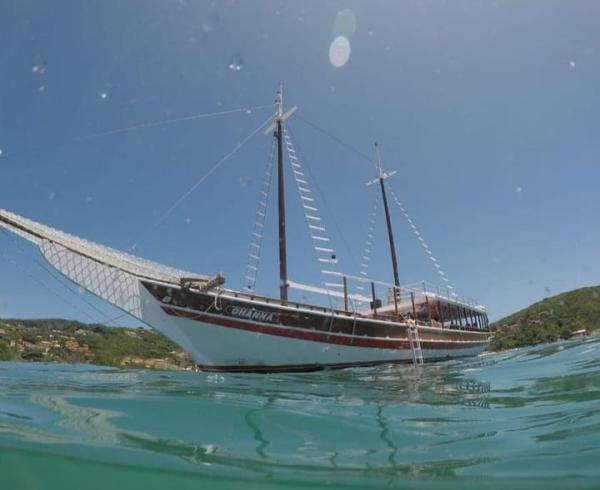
left=1, top=337, right=600, bottom=489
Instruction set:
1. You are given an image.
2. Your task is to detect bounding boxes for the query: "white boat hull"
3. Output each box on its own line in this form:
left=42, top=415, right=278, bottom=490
left=139, top=288, right=488, bottom=372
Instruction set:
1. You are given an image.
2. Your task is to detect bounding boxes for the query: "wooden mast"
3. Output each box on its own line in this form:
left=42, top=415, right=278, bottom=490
left=379, top=173, right=400, bottom=288
left=275, top=91, right=288, bottom=302
left=368, top=143, right=400, bottom=291
left=264, top=85, right=297, bottom=302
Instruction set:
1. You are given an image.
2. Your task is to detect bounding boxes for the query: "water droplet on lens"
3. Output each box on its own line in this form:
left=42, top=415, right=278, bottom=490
left=97, top=84, right=113, bottom=100
left=228, top=55, right=243, bottom=71
left=32, top=55, right=47, bottom=75
left=0, top=148, right=3, bottom=158
left=569, top=60, right=576, bottom=68
left=38, top=85, right=46, bottom=92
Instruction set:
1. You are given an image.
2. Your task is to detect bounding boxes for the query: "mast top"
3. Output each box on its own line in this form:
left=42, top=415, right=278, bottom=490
left=367, top=143, right=397, bottom=186
left=277, top=82, right=284, bottom=119
left=264, top=84, right=297, bottom=135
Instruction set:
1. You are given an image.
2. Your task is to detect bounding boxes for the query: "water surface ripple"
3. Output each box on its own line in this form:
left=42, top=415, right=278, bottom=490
left=1, top=336, right=599, bottom=489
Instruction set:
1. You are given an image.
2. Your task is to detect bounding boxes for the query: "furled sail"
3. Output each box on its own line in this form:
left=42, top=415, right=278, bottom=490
left=0, top=209, right=209, bottom=319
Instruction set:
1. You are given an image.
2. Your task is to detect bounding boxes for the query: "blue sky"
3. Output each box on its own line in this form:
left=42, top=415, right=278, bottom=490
left=0, top=0, right=599, bottom=324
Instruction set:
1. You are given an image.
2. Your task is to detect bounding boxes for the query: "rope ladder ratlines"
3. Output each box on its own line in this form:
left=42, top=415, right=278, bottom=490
left=282, top=128, right=343, bottom=291
left=388, top=188, right=456, bottom=296
left=243, top=138, right=276, bottom=291
left=355, top=196, right=379, bottom=296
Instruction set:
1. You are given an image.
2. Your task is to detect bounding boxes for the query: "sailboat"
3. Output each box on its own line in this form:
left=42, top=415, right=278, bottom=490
left=0, top=88, right=491, bottom=372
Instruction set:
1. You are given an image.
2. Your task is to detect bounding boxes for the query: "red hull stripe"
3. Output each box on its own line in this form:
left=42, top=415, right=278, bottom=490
left=161, top=306, right=489, bottom=350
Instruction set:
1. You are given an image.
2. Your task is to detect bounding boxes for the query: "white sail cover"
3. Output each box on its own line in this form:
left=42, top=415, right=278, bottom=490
left=0, top=208, right=212, bottom=320
left=0, top=209, right=207, bottom=284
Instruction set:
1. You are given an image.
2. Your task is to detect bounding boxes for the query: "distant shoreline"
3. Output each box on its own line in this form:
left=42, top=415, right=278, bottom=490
left=0, top=319, right=194, bottom=370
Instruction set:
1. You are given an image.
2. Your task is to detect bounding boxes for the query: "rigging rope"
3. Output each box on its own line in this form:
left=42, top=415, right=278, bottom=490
left=129, top=112, right=275, bottom=251
left=79, top=104, right=273, bottom=141
left=388, top=188, right=456, bottom=295
left=243, top=138, right=276, bottom=291
left=295, top=114, right=373, bottom=164
left=102, top=312, right=131, bottom=327
left=0, top=104, right=273, bottom=161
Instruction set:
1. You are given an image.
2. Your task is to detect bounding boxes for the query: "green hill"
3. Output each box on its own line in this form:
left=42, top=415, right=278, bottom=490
left=0, top=318, right=193, bottom=369
left=490, top=286, right=600, bottom=351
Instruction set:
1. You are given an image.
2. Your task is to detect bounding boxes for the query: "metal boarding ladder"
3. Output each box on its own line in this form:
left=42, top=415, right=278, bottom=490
left=407, top=325, right=424, bottom=366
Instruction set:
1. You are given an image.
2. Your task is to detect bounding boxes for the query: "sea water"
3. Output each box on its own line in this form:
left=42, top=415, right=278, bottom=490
left=1, top=336, right=599, bottom=489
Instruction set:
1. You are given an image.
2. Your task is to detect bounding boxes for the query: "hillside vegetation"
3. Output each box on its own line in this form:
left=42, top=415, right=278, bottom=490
left=490, top=286, right=600, bottom=351
left=0, top=318, right=193, bottom=369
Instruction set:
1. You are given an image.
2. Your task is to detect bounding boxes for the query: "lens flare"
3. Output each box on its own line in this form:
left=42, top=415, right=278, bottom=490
left=329, top=36, right=351, bottom=68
